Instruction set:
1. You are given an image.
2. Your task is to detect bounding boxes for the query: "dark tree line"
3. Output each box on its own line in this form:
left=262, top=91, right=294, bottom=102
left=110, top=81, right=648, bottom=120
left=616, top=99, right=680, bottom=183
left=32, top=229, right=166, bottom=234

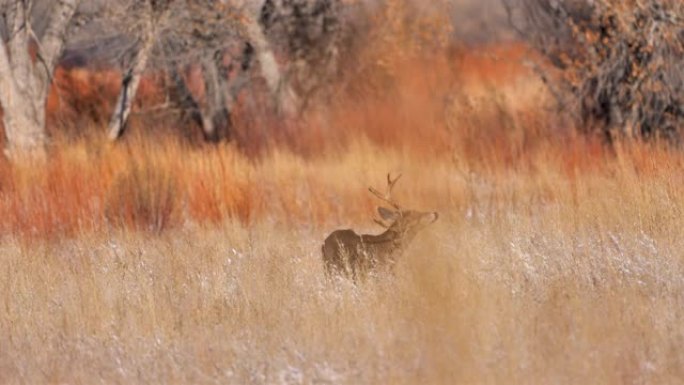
left=504, top=0, right=684, bottom=142
left=0, top=0, right=346, bottom=159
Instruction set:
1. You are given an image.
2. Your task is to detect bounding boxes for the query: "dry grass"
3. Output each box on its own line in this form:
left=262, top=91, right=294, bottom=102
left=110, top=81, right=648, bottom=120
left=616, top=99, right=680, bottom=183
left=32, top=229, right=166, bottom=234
left=1, top=135, right=684, bottom=384
left=1, top=16, right=684, bottom=383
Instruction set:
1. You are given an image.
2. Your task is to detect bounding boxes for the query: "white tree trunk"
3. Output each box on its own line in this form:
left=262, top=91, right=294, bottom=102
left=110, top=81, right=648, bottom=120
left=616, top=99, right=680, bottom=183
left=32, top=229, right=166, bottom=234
left=0, top=0, right=80, bottom=159
left=1, top=94, right=46, bottom=156
left=107, top=21, right=156, bottom=141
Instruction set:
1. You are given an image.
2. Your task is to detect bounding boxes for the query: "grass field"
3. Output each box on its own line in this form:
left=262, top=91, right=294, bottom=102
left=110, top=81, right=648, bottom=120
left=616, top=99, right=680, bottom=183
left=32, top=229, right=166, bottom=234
left=2, top=136, right=684, bottom=384
left=1, top=41, right=684, bottom=383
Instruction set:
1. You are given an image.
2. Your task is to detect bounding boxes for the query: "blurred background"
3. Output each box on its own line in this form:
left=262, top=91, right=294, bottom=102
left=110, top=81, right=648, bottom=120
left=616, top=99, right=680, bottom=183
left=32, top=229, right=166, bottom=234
left=1, top=2, right=683, bottom=383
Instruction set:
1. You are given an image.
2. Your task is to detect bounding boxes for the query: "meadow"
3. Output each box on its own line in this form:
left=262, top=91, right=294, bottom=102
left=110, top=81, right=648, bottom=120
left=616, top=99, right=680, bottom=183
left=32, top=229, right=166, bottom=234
left=1, top=40, right=683, bottom=384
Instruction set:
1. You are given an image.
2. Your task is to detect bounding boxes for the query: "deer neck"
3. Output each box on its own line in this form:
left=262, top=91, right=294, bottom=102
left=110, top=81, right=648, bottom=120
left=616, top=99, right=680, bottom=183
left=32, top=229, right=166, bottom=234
left=362, top=229, right=402, bottom=247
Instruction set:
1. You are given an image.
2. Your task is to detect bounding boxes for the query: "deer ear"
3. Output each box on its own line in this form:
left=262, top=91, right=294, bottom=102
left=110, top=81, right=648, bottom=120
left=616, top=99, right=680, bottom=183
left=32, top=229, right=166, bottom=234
left=378, top=207, right=399, bottom=221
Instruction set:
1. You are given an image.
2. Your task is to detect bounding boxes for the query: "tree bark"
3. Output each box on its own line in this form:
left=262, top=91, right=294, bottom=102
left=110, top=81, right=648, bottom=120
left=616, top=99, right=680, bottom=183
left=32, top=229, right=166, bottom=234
left=243, top=14, right=298, bottom=116
left=107, top=20, right=156, bottom=141
left=200, top=51, right=232, bottom=142
left=170, top=51, right=249, bottom=144
left=169, top=65, right=204, bottom=129
left=0, top=0, right=80, bottom=159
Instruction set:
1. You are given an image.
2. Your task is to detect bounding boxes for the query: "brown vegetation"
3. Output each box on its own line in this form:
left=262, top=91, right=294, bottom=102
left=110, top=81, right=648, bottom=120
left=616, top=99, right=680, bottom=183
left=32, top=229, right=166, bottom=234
left=2, top=127, right=684, bottom=383
left=505, top=0, right=684, bottom=141
left=0, top=1, right=683, bottom=383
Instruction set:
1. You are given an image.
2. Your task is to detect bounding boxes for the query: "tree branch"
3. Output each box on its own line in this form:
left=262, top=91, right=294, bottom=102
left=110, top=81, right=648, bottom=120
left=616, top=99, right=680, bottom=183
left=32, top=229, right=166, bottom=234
left=0, top=33, right=17, bottom=110
left=37, top=0, right=80, bottom=88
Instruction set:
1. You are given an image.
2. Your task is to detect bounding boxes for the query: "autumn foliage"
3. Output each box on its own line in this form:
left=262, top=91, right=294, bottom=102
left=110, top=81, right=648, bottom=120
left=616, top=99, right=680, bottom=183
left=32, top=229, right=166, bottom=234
left=506, top=0, right=684, bottom=140
left=1, top=2, right=684, bottom=384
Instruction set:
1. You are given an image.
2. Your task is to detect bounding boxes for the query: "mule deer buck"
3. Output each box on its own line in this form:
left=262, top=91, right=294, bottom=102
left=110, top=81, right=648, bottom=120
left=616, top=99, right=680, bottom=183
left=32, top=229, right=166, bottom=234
left=322, top=174, right=438, bottom=280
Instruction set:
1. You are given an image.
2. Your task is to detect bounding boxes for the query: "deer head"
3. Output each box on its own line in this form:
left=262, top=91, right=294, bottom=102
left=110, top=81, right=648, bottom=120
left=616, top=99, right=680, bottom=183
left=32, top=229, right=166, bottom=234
left=369, top=173, right=439, bottom=243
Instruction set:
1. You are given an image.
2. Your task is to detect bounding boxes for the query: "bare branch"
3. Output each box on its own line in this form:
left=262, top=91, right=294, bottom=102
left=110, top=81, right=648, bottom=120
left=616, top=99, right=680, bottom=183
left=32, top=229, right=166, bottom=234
left=0, top=21, right=16, bottom=108
left=39, top=0, right=79, bottom=79
left=508, top=0, right=684, bottom=141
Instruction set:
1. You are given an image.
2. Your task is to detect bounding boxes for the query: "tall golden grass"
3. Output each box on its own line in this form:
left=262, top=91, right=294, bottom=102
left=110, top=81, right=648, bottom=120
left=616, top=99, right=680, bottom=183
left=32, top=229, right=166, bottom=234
left=1, top=4, right=684, bottom=382
left=1, top=134, right=684, bottom=383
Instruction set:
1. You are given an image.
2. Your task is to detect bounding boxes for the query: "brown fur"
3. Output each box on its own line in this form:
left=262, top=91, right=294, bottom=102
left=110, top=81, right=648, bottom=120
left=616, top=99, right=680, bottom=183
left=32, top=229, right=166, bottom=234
left=322, top=209, right=438, bottom=280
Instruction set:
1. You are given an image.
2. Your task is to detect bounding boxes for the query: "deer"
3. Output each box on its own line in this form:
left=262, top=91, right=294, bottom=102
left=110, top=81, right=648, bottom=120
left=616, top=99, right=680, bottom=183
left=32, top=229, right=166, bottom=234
left=322, top=173, right=439, bottom=281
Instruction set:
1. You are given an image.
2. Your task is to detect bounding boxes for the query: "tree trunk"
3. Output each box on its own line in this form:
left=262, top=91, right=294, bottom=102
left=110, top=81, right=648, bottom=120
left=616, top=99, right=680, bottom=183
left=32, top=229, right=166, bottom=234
left=169, top=65, right=204, bottom=129
left=0, top=7, right=45, bottom=158
left=200, top=51, right=232, bottom=142
left=1, top=94, right=47, bottom=158
left=0, top=0, right=80, bottom=159
left=243, top=15, right=298, bottom=116
left=107, top=28, right=155, bottom=141
left=170, top=52, right=244, bottom=143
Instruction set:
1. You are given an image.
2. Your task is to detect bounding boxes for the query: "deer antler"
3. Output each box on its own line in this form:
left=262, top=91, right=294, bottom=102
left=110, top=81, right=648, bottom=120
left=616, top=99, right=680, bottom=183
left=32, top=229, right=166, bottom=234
left=369, top=173, right=402, bottom=211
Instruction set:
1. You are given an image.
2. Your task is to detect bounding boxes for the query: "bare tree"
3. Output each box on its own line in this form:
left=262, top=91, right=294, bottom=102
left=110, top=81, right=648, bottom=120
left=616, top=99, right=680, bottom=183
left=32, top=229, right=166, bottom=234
left=172, top=12, right=299, bottom=142
left=258, top=0, right=343, bottom=111
left=0, top=0, right=81, bottom=158
left=106, top=0, right=173, bottom=140
left=504, top=0, right=684, bottom=141
left=166, top=53, right=236, bottom=142
left=243, top=10, right=299, bottom=115
left=105, top=0, right=298, bottom=142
